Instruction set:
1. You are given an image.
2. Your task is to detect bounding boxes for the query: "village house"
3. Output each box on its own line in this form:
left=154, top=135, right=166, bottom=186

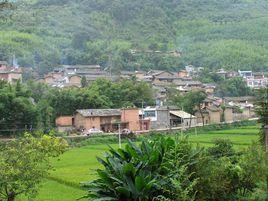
left=0, top=61, right=8, bottom=68
left=178, top=70, right=188, bottom=78
left=0, top=61, right=22, bottom=84
left=38, top=64, right=116, bottom=87
left=135, top=71, right=146, bottom=80
left=69, top=75, right=82, bottom=86
left=224, top=96, right=256, bottom=120
left=195, top=106, right=222, bottom=125
left=147, top=70, right=180, bottom=84
left=216, top=68, right=228, bottom=79
left=203, top=83, right=216, bottom=94
left=141, top=106, right=196, bottom=130
left=55, top=116, right=74, bottom=132
left=62, top=64, right=101, bottom=75
left=245, top=72, right=268, bottom=89
left=74, top=108, right=141, bottom=132
left=238, top=70, right=253, bottom=78
left=185, top=65, right=196, bottom=76
left=202, top=96, right=222, bottom=108
left=120, top=71, right=135, bottom=79
left=170, top=110, right=197, bottom=128
left=224, top=96, right=255, bottom=107
left=173, top=80, right=203, bottom=90
left=223, top=106, right=234, bottom=123
left=226, top=71, right=239, bottom=78
left=38, top=72, right=82, bottom=88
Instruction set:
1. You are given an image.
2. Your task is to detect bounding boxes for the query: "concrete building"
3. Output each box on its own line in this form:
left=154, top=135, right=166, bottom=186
left=238, top=70, right=253, bottom=78
left=246, top=76, right=268, bottom=89
left=142, top=107, right=196, bottom=129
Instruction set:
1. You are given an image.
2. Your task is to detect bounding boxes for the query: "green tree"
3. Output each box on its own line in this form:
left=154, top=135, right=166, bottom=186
left=36, top=99, right=54, bottom=131
left=169, top=90, right=207, bottom=126
left=216, top=77, right=252, bottom=97
left=81, top=76, right=87, bottom=88
left=0, top=82, right=37, bottom=135
left=255, top=87, right=268, bottom=145
left=0, top=134, right=68, bottom=201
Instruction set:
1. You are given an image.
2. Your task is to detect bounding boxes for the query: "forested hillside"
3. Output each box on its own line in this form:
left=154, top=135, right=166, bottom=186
left=1, top=0, right=268, bottom=73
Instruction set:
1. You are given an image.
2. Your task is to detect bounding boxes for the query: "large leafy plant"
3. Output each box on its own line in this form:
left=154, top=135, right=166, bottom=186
left=83, top=137, right=198, bottom=201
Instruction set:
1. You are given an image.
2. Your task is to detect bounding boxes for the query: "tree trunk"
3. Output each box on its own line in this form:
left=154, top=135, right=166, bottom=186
left=7, top=192, right=16, bottom=201
left=189, top=114, right=192, bottom=128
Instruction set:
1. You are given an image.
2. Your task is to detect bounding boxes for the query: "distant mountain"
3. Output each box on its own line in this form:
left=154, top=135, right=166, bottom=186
left=1, top=0, right=268, bottom=73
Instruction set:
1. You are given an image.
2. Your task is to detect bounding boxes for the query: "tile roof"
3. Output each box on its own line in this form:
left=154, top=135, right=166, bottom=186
left=207, top=106, right=222, bottom=112
left=0, top=61, right=8, bottom=65
left=76, top=109, right=121, bottom=117
left=225, top=96, right=256, bottom=102
left=174, top=80, right=202, bottom=86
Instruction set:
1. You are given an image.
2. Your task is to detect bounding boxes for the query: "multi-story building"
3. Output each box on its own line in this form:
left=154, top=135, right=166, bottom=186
left=74, top=108, right=141, bottom=132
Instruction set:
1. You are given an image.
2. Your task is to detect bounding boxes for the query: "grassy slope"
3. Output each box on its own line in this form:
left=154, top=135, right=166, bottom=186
left=20, top=125, right=259, bottom=201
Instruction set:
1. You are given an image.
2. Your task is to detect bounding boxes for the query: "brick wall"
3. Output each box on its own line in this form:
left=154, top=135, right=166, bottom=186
left=56, top=116, right=73, bottom=126
left=121, top=108, right=140, bottom=131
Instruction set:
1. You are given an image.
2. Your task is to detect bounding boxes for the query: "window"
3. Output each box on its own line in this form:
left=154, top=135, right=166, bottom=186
left=144, top=110, right=156, bottom=118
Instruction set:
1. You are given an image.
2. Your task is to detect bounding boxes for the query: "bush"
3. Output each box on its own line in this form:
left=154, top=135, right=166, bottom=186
left=82, top=137, right=198, bottom=201
left=207, top=139, right=235, bottom=158
left=84, top=136, right=267, bottom=201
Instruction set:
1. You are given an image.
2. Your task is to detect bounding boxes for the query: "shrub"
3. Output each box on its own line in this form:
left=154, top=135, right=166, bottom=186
left=207, top=139, right=235, bottom=158
left=83, top=136, right=267, bottom=201
left=82, top=137, right=198, bottom=201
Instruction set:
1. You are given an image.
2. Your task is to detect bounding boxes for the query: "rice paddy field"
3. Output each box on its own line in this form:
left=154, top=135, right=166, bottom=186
left=19, top=125, right=260, bottom=201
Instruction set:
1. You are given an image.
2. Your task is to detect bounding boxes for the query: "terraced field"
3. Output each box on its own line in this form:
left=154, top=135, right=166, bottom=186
left=188, top=126, right=259, bottom=147
left=19, top=125, right=260, bottom=201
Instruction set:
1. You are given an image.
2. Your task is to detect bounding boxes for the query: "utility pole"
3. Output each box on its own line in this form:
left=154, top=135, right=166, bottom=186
left=167, top=106, right=171, bottom=131
left=181, top=106, right=184, bottom=136
left=118, top=123, right=121, bottom=148
left=181, top=117, right=184, bottom=136
left=141, top=101, right=144, bottom=131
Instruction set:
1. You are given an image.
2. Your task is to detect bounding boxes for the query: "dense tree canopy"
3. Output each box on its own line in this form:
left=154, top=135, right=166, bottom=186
left=1, top=0, right=268, bottom=73
left=216, top=77, right=253, bottom=97
left=0, top=79, right=154, bottom=135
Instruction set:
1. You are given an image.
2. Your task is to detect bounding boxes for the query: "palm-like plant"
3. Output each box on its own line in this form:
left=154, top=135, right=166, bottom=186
left=83, top=137, right=199, bottom=201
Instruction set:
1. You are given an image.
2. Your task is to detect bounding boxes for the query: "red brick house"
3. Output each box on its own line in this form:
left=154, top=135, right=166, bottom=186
left=73, top=108, right=142, bottom=132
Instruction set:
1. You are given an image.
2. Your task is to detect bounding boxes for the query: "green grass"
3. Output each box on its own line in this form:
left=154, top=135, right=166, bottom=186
left=186, top=125, right=259, bottom=147
left=28, top=180, right=86, bottom=201
left=20, top=125, right=260, bottom=201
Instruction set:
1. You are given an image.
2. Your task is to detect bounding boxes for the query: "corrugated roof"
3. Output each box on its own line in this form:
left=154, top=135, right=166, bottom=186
left=76, top=109, right=121, bottom=117
left=170, top=110, right=195, bottom=118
